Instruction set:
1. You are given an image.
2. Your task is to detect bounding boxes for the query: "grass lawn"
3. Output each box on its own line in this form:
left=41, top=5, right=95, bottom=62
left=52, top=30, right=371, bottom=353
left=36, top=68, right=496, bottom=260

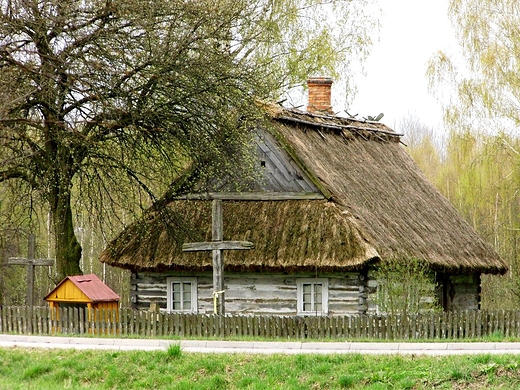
left=2, top=344, right=520, bottom=389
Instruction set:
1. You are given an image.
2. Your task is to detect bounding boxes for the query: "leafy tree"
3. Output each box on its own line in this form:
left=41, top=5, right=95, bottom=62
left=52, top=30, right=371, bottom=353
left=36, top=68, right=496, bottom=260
left=0, top=0, right=376, bottom=280
left=427, top=0, right=520, bottom=307
left=435, top=132, right=520, bottom=308
left=374, top=258, right=440, bottom=316
left=405, top=125, right=520, bottom=308
left=427, top=0, right=519, bottom=144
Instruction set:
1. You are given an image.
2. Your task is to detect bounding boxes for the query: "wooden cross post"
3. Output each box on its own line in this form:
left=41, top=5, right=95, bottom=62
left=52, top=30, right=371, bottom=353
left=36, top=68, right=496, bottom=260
left=7, top=234, right=54, bottom=309
left=182, top=199, right=253, bottom=315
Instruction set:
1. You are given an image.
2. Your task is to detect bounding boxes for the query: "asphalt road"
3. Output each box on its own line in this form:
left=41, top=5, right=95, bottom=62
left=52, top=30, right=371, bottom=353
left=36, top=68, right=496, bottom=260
left=2, top=335, right=520, bottom=355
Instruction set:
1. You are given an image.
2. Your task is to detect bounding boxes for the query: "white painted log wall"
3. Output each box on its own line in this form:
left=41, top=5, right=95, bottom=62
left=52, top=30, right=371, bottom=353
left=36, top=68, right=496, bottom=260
left=130, top=271, right=366, bottom=315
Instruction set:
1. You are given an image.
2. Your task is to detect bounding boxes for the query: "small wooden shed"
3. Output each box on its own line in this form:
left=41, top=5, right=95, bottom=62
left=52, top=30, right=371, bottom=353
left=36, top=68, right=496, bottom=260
left=45, top=274, right=120, bottom=321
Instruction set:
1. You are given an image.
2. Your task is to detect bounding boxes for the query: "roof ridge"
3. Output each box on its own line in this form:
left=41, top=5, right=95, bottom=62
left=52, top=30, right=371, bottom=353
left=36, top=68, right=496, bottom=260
left=277, top=107, right=403, bottom=138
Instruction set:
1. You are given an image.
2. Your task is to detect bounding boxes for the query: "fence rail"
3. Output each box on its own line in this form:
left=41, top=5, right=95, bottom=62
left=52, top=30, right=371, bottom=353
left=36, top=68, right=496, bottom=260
left=1, top=306, right=520, bottom=340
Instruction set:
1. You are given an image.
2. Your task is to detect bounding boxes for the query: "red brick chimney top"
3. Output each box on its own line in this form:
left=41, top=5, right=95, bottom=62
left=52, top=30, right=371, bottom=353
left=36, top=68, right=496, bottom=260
left=307, top=77, right=333, bottom=114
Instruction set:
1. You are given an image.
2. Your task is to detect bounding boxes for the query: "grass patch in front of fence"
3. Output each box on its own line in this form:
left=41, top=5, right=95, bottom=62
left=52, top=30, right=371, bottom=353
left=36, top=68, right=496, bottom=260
left=166, top=342, right=182, bottom=359
left=2, top=347, right=520, bottom=389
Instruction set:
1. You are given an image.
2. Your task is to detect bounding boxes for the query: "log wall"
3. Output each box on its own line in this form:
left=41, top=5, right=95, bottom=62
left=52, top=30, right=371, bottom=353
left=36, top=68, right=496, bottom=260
left=130, top=271, right=366, bottom=315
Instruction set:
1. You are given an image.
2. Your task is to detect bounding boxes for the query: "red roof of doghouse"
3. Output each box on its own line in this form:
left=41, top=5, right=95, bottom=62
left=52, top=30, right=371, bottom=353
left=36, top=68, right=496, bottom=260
left=45, top=273, right=120, bottom=303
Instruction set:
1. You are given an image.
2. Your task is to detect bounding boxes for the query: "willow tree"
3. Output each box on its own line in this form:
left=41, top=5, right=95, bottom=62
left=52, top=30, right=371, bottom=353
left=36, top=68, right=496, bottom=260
left=427, top=0, right=520, bottom=305
left=0, top=0, right=376, bottom=280
left=427, top=0, right=520, bottom=246
left=427, top=0, right=520, bottom=141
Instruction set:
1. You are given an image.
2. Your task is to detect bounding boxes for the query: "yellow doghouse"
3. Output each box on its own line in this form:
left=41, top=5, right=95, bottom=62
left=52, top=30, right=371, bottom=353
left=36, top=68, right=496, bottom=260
left=45, top=274, right=120, bottom=333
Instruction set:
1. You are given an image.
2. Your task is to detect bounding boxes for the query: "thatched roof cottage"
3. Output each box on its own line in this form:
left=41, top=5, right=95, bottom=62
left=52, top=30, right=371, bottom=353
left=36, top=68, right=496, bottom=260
left=100, top=77, right=507, bottom=315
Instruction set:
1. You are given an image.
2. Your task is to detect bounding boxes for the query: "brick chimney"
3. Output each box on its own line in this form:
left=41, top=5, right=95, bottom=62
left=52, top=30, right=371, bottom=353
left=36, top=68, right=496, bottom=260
left=307, top=77, right=333, bottom=114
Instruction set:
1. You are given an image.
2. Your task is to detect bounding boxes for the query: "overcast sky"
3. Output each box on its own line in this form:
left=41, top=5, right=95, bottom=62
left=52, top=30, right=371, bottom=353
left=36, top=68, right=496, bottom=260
left=347, top=0, right=457, bottom=132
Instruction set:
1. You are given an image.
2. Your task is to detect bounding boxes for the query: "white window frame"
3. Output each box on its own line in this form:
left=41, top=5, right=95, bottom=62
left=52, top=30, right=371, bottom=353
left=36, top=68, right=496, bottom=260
left=297, top=278, right=329, bottom=315
left=166, top=277, right=198, bottom=313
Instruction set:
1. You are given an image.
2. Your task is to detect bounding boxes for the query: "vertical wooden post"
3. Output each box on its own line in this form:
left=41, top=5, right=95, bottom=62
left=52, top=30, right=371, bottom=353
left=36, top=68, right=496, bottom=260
left=212, top=199, right=225, bottom=315
left=182, top=199, right=253, bottom=316
left=26, top=234, right=36, bottom=334
left=7, top=234, right=54, bottom=333
left=7, top=234, right=54, bottom=309
left=26, top=234, right=36, bottom=309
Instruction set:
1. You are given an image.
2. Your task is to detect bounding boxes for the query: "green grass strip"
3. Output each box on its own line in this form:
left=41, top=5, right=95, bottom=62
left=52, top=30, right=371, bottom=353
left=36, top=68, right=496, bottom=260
left=1, top=346, right=520, bottom=389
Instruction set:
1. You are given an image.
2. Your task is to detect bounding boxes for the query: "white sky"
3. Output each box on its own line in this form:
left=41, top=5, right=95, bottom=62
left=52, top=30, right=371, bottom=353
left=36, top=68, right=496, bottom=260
left=347, top=0, right=457, bottom=132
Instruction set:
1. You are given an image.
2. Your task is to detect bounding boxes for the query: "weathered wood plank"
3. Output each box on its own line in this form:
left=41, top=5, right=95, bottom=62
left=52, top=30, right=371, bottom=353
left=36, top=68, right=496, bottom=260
left=7, top=258, right=53, bottom=266
left=174, top=192, right=325, bottom=201
left=16, top=307, right=23, bottom=334
left=5, top=307, right=520, bottom=341
left=182, top=241, right=253, bottom=251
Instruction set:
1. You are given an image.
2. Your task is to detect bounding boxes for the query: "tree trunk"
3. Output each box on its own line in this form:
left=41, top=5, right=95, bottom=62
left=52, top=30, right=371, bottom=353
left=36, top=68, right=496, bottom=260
left=51, top=183, right=82, bottom=281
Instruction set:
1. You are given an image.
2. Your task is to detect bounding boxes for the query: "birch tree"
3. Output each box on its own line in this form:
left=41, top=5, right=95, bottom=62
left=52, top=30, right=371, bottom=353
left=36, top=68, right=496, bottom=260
left=427, top=0, right=520, bottom=141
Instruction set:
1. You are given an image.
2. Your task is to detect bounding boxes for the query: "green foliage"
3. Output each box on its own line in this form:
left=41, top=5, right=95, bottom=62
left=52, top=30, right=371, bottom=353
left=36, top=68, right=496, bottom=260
left=253, top=0, right=379, bottom=103
left=426, top=1, right=520, bottom=308
left=402, top=115, right=520, bottom=309
left=428, top=1, right=520, bottom=136
left=437, top=132, right=520, bottom=308
left=427, top=0, right=520, bottom=307
left=375, top=258, right=440, bottom=316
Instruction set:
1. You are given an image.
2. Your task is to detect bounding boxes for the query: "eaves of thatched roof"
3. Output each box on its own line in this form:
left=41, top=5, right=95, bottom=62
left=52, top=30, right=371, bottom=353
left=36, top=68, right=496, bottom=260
left=100, top=105, right=507, bottom=275
left=100, top=199, right=378, bottom=273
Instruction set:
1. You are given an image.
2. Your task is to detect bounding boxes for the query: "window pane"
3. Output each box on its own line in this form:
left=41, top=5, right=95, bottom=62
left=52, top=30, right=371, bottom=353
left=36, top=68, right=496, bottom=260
left=315, top=284, right=322, bottom=308
left=300, top=282, right=326, bottom=313
left=173, top=291, right=181, bottom=303
left=183, top=283, right=191, bottom=310
left=169, top=279, right=196, bottom=312
left=302, top=283, right=312, bottom=311
left=172, top=282, right=189, bottom=311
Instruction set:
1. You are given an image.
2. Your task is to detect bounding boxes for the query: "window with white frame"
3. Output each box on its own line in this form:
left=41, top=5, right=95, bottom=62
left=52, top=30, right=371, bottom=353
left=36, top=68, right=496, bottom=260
left=297, top=278, right=329, bottom=315
left=166, top=277, right=198, bottom=313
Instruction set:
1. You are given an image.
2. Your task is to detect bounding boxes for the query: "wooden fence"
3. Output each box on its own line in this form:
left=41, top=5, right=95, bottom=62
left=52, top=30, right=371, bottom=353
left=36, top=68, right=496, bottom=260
left=1, top=306, right=520, bottom=340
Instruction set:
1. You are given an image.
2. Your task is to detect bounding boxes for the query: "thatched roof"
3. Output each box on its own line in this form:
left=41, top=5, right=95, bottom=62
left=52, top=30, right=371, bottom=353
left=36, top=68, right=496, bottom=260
left=100, top=105, right=507, bottom=275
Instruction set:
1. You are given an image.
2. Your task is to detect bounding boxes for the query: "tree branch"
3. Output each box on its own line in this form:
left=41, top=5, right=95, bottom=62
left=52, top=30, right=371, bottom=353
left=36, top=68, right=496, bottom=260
left=0, top=168, right=30, bottom=184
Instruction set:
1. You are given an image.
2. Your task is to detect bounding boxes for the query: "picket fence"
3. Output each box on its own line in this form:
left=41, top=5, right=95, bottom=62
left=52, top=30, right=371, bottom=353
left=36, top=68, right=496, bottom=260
left=1, top=306, right=520, bottom=340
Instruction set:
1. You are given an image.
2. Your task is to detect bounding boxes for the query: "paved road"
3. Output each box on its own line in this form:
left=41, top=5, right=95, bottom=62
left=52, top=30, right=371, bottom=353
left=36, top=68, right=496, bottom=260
left=2, top=335, right=520, bottom=355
